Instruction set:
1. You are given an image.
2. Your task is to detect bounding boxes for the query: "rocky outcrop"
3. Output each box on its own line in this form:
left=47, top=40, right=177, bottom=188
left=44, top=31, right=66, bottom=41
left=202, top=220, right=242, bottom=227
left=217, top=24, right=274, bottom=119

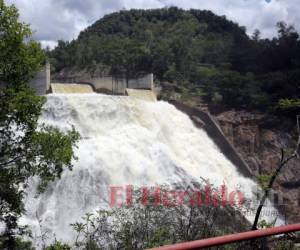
left=214, top=110, right=300, bottom=223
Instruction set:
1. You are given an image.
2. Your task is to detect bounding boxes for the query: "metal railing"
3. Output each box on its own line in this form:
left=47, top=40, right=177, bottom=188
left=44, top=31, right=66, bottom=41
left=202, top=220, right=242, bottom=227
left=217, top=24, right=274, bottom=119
left=147, top=223, right=300, bottom=250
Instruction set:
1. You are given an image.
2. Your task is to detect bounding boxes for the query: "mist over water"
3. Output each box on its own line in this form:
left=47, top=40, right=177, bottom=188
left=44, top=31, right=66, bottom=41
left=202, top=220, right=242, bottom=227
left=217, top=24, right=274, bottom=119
left=21, top=94, right=277, bottom=247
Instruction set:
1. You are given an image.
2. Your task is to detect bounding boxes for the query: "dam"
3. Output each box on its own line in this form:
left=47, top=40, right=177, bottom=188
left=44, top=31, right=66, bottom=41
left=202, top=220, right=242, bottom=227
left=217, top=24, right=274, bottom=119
left=18, top=64, right=282, bottom=248
left=20, top=93, right=281, bottom=247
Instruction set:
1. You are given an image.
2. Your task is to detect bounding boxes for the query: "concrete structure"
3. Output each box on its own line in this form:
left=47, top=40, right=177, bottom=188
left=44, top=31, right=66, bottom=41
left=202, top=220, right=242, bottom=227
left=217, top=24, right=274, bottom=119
left=27, top=64, right=154, bottom=95
left=125, top=88, right=157, bottom=102
left=59, top=73, right=154, bottom=95
left=170, top=101, right=253, bottom=178
left=0, top=63, right=50, bottom=94
left=2, top=63, right=154, bottom=96
left=29, top=62, right=50, bottom=95
left=169, top=101, right=287, bottom=216
left=50, top=83, right=94, bottom=94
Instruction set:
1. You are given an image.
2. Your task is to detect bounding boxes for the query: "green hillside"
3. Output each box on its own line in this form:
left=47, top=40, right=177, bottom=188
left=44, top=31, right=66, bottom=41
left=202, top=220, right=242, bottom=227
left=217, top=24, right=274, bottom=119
left=48, top=7, right=300, bottom=116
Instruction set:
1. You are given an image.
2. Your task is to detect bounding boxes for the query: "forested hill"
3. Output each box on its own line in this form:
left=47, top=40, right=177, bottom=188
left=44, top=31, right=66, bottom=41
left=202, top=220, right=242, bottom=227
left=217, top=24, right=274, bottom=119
left=48, top=7, right=300, bottom=118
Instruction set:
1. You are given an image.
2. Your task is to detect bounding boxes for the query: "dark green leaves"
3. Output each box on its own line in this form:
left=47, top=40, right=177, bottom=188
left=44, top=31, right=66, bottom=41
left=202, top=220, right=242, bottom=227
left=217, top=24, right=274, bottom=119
left=0, top=1, right=79, bottom=247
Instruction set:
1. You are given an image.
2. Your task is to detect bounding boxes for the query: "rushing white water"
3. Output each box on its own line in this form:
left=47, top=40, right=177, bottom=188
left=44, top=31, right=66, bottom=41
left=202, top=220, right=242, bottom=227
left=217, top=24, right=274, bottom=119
left=21, top=94, right=279, bottom=247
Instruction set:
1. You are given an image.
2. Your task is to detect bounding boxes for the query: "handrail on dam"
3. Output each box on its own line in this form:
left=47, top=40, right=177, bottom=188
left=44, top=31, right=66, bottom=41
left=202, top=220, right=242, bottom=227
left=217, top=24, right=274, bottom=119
left=147, top=223, right=300, bottom=250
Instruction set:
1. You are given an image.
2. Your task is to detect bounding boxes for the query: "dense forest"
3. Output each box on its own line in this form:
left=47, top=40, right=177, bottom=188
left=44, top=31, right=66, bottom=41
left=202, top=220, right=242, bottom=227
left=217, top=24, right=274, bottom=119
left=48, top=7, right=300, bottom=118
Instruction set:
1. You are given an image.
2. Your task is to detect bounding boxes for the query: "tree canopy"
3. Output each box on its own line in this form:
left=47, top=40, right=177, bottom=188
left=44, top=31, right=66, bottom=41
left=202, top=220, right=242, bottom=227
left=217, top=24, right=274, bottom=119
left=0, top=1, right=79, bottom=248
left=48, top=8, right=300, bottom=118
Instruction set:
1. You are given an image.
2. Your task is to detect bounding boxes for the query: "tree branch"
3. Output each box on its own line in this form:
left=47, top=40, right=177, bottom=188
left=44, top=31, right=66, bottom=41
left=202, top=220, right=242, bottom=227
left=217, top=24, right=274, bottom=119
left=0, top=155, right=24, bottom=168
left=252, top=116, right=300, bottom=230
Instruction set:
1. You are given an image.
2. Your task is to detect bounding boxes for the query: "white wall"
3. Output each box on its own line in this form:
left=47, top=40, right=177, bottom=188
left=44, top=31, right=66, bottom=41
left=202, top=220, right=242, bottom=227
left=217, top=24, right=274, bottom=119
left=28, top=66, right=153, bottom=95
left=90, top=74, right=154, bottom=94
left=29, top=62, right=50, bottom=95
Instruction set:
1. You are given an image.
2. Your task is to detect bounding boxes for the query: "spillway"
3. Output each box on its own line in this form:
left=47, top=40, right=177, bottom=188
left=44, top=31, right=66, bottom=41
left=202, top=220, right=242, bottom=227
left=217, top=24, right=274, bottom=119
left=21, top=94, right=279, bottom=247
left=50, top=83, right=94, bottom=93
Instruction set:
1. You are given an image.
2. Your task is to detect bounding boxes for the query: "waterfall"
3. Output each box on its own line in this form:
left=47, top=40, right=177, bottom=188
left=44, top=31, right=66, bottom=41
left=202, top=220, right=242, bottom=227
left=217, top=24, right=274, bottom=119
left=20, top=93, right=280, bottom=247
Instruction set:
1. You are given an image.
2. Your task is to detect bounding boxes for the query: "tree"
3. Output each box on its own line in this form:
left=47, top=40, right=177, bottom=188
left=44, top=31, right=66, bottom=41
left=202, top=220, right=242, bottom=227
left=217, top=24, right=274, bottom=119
left=252, top=29, right=261, bottom=42
left=252, top=117, right=300, bottom=230
left=0, top=1, right=44, bottom=85
left=274, top=22, right=300, bottom=70
left=0, top=1, right=79, bottom=248
left=70, top=184, right=248, bottom=250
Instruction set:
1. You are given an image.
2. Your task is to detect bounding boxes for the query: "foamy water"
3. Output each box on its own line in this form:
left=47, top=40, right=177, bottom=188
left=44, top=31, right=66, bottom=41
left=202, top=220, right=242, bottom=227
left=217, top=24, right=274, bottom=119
left=20, top=94, right=280, bottom=247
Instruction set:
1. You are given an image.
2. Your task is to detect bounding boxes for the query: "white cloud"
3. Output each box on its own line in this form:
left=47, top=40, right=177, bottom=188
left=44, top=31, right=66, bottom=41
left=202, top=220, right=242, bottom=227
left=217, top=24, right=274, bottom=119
left=159, top=0, right=300, bottom=38
left=39, top=40, right=58, bottom=50
left=6, top=0, right=300, bottom=49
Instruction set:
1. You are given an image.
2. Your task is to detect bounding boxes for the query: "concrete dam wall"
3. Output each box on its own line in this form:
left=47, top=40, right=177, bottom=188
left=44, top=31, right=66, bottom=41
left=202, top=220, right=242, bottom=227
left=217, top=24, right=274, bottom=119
left=52, top=74, right=154, bottom=95
left=25, top=63, right=154, bottom=96
left=0, top=63, right=51, bottom=95
left=24, top=64, right=254, bottom=179
left=50, top=83, right=94, bottom=94
left=29, top=63, right=51, bottom=95
left=169, top=100, right=254, bottom=179
left=90, top=74, right=154, bottom=94
left=125, top=88, right=157, bottom=102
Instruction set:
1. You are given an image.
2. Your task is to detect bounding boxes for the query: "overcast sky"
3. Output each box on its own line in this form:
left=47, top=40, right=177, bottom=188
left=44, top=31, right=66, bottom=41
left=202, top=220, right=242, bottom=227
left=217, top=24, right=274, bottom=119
left=6, top=0, right=300, bottom=49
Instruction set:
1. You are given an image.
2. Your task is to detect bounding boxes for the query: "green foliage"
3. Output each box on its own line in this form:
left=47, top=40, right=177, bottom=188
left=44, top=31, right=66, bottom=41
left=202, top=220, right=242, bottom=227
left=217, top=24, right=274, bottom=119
left=48, top=8, right=300, bottom=118
left=0, top=0, right=45, bottom=85
left=257, top=219, right=276, bottom=229
left=277, top=98, right=300, bottom=111
left=257, top=174, right=272, bottom=190
left=32, top=125, right=80, bottom=193
left=273, top=238, right=297, bottom=250
left=0, top=236, right=35, bottom=250
left=69, top=185, right=249, bottom=250
left=0, top=1, right=79, bottom=247
left=45, top=241, right=71, bottom=250
left=48, top=8, right=246, bottom=85
left=145, top=228, right=171, bottom=249
left=0, top=84, right=79, bottom=246
left=276, top=98, right=300, bottom=119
